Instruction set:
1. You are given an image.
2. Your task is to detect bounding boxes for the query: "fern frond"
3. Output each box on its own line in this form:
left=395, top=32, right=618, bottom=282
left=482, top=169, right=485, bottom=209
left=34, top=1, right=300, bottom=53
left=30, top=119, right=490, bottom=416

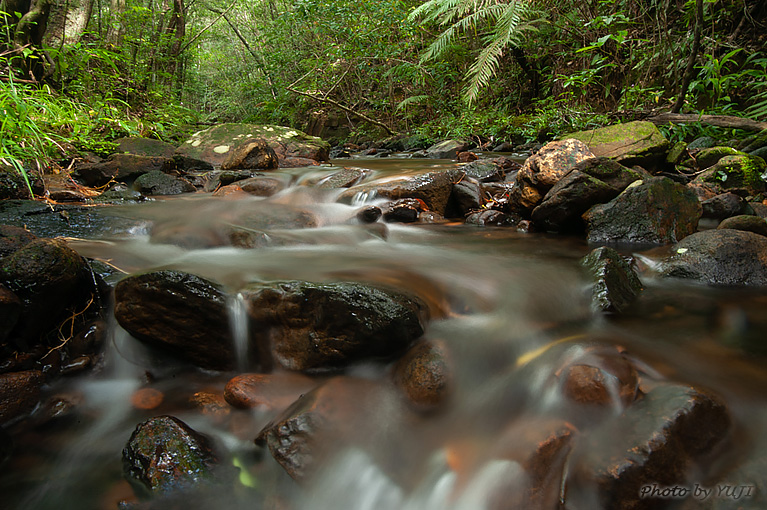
left=395, top=95, right=430, bottom=112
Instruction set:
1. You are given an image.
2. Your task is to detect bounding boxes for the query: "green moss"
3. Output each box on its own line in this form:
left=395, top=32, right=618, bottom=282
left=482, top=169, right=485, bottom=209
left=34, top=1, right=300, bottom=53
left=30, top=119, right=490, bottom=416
left=706, top=155, right=766, bottom=192
left=695, top=146, right=745, bottom=169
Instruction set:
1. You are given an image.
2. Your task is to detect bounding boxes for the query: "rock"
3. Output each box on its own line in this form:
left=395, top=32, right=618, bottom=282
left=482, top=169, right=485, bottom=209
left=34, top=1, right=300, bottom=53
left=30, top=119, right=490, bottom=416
left=255, top=376, right=388, bottom=481
left=115, top=137, right=177, bottom=158
left=130, top=388, right=164, bottom=410
left=74, top=154, right=175, bottom=187
left=531, top=170, right=618, bottom=232
left=465, top=209, right=518, bottom=226
left=0, top=424, right=11, bottom=465
left=509, top=139, right=595, bottom=215
left=659, top=229, right=767, bottom=285
left=569, top=383, right=729, bottom=510
left=576, top=157, right=645, bottom=190
left=215, top=170, right=257, bottom=187
left=451, top=177, right=483, bottom=215
left=692, top=154, right=766, bottom=195
left=0, top=167, right=44, bottom=199
left=717, top=215, right=767, bottom=236
left=392, top=339, right=451, bottom=412
left=0, top=284, right=21, bottom=342
left=189, top=392, right=230, bottom=420
left=122, top=416, right=227, bottom=497
left=666, top=141, right=688, bottom=165
left=688, top=136, right=719, bottom=150
left=557, top=348, right=639, bottom=407
left=382, top=198, right=424, bottom=223
left=0, top=238, right=90, bottom=340
left=224, top=372, right=318, bottom=411
left=457, top=151, right=478, bottom=163
left=172, top=155, right=214, bottom=173
left=337, top=169, right=463, bottom=216
left=355, top=205, right=382, bottom=223
left=133, top=171, right=196, bottom=196
left=0, top=370, right=43, bottom=424
left=738, top=128, right=767, bottom=153
left=581, top=246, right=643, bottom=313
left=701, top=192, right=753, bottom=220
left=220, top=138, right=279, bottom=170
left=242, top=280, right=427, bottom=372
left=492, top=142, right=515, bottom=152
left=175, top=123, right=330, bottom=168
left=460, top=159, right=510, bottom=182
left=114, top=270, right=235, bottom=370
left=314, top=168, right=367, bottom=189
left=47, top=190, right=86, bottom=202
left=583, top=177, right=701, bottom=245
left=426, top=139, right=468, bottom=159
left=0, top=225, right=37, bottom=257
left=693, top=146, right=745, bottom=170
left=565, top=121, right=670, bottom=171
left=236, top=176, right=287, bottom=197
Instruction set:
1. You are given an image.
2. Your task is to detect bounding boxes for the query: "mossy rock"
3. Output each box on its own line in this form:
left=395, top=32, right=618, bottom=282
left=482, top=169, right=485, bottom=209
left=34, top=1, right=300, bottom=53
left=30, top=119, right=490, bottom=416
left=0, top=166, right=44, bottom=200
left=565, top=121, right=670, bottom=171
left=690, top=146, right=745, bottom=170
left=693, top=154, right=766, bottom=195
left=115, top=137, right=176, bottom=158
left=738, top=128, right=767, bottom=153
left=175, top=123, right=330, bottom=168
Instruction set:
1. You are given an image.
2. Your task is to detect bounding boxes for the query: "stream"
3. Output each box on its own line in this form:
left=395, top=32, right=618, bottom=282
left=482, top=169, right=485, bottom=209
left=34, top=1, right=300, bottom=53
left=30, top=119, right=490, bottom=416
left=2, top=157, right=766, bottom=509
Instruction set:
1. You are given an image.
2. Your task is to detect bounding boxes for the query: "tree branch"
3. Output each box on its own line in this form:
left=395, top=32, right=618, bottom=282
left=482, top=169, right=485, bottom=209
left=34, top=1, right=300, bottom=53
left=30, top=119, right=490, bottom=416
left=180, top=0, right=236, bottom=54
left=647, top=113, right=767, bottom=132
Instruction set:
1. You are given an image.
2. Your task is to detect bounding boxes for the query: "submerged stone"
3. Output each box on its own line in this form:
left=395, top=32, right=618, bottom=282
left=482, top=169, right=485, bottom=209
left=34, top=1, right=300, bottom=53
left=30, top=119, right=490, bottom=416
left=224, top=372, right=319, bottom=411
left=133, top=171, right=196, bottom=196
left=122, top=415, right=226, bottom=498
left=392, top=338, right=452, bottom=412
left=581, top=246, right=643, bottom=313
left=659, top=229, right=767, bottom=285
left=0, top=370, right=43, bottom=424
left=114, top=270, right=235, bottom=370
left=242, top=280, right=427, bottom=372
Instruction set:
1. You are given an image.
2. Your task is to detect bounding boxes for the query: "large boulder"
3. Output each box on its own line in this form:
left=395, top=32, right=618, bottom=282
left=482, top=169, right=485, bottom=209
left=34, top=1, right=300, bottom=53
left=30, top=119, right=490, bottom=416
left=115, top=137, right=177, bottom=158
left=242, top=280, right=427, bottom=372
left=220, top=138, right=279, bottom=170
left=583, top=177, right=701, bottom=245
left=122, top=415, right=229, bottom=498
left=509, top=139, right=595, bottom=215
left=659, top=229, right=767, bottom=285
left=569, top=383, right=729, bottom=510
left=113, top=270, right=236, bottom=370
left=337, top=169, right=463, bottom=216
left=74, top=154, right=175, bottom=187
left=691, top=154, right=766, bottom=196
left=426, top=139, right=469, bottom=159
left=565, top=121, right=670, bottom=171
left=175, top=124, right=330, bottom=168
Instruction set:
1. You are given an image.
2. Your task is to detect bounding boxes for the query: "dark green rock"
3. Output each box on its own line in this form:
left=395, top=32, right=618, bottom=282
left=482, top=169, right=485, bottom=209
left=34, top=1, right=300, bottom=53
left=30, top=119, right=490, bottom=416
left=666, top=141, right=688, bottom=165
left=114, top=270, right=235, bottom=370
left=576, top=157, right=643, bottom=191
left=693, top=154, right=767, bottom=195
left=243, top=280, right=427, bottom=372
left=565, top=121, right=670, bottom=170
left=694, top=146, right=745, bottom=170
left=133, top=170, right=196, bottom=195
left=660, top=229, right=767, bottom=285
left=581, top=246, right=643, bottom=313
left=116, top=137, right=176, bottom=158
left=738, top=128, right=767, bottom=153
left=717, top=215, right=767, bottom=237
left=583, top=177, right=701, bottom=245
left=123, top=415, right=225, bottom=497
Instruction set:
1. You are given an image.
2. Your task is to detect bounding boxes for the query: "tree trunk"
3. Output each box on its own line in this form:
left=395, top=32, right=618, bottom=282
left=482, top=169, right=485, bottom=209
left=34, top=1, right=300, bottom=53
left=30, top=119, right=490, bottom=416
left=671, top=0, right=703, bottom=113
left=106, top=0, right=126, bottom=45
left=44, top=0, right=94, bottom=46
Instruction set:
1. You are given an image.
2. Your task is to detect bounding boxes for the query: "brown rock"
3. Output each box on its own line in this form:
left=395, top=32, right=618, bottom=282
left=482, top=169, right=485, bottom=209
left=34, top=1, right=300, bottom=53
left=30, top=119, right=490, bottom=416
left=220, top=138, right=279, bottom=171
left=224, top=372, right=319, bottom=411
left=190, top=391, right=230, bottom=419
left=717, top=215, right=767, bottom=237
left=238, top=176, right=287, bottom=197
left=130, top=388, right=164, bottom=410
left=393, top=339, right=451, bottom=412
left=559, top=353, right=639, bottom=407
left=0, top=225, right=37, bottom=257
left=0, top=370, right=43, bottom=424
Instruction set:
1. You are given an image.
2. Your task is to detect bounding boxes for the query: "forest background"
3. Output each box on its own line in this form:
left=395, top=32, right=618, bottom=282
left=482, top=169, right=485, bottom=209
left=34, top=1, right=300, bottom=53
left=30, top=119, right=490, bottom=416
left=1, top=0, right=766, bottom=180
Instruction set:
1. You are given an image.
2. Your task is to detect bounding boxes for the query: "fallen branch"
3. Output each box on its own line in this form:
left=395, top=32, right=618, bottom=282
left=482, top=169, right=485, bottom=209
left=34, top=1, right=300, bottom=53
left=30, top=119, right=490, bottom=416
left=646, top=113, right=767, bottom=132
left=286, top=85, right=397, bottom=136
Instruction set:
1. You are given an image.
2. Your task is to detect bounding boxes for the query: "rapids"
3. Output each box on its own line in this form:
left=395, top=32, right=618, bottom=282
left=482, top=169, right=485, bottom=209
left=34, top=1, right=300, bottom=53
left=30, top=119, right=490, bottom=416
left=2, top=158, right=766, bottom=510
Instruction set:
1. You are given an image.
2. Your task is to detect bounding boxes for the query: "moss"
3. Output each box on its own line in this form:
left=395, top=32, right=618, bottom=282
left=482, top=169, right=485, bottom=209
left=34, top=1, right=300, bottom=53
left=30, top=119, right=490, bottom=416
left=695, top=146, right=745, bottom=169
left=564, top=121, right=670, bottom=169
left=704, top=155, right=766, bottom=192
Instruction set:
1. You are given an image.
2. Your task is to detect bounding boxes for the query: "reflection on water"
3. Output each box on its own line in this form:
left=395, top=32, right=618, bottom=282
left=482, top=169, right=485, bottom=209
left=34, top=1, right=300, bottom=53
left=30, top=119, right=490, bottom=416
left=2, top=159, right=767, bottom=509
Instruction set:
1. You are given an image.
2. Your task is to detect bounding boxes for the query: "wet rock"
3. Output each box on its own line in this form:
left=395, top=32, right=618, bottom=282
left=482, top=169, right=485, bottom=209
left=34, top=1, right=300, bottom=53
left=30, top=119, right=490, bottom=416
left=116, top=137, right=177, bottom=158
left=382, top=198, right=424, bottom=223
left=461, top=157, right=519, bottom=182
left=0, top=370, right=43, bottom=424
left=114, top=270, right=235, bottom=370
left=133, top=171, right=196, bottom=196
left=701, top=192, right=753, bottom=220
left=131, top=388, right=165, bottom=410
left=426, top=139, right=468, bottom=159
left=220, top=138, right=279, bottom=170
left=451, top=176, right=483, bottom=215
left=190, top=392, right=231, bottom=419
left=717, top=215, right=767, bottom=236
left=176, top=123, right=329, bottom=168
left=583, top=177, right=701, bottom=245
left=355, top=205, right=382, bottom=223
left=338, top=169, right=463, bottom=216
left=255, top=376, right=387, bottom=480
left=215, top=170, right=257, bottom=187
left=465, top=209, right=518, bottom=226
left=531, top=170, right=618, bottom=232
left=0, top=238, right=90, bottom=340
left=581, top=246, right=643, bottom=313
left=314, top=168, right=367, bottom=189
left=122, top=415, right=228, bottom=497
left=692, top=146, right=745, bottom=170
left=457, top=151, right=478, bottom=163
left=691, top=154, right=766, bottom=196
left=0, top=224, right=37, bottom=257
left=492, top=142, right=515, bottom=152
left=558, top=350, right=639, bottom=407
left=509, top=139, right=595, bottom=215
left=0, top=284, right=21, bottom=342
left=224, top=372, right=318, bottom=411
left=172, top=155, right=214, bottom=173
left=570, top=383, right=729, bottom=510
left=242, top=280, right=427, bottom=372
left=237, top=176, right=287, bottom=197
left=565, top=121, right=671, bottom=171
left=659, top=229, right=767, bottom=285
left=47, top=189, right=87, bottom=202
left=0, top=166, right=44, bottom=199
left=576, top=157, right=645, bottom=190
left=74, top=154, right=175, bottom=188
left=393, top=339, right=451, bottom=412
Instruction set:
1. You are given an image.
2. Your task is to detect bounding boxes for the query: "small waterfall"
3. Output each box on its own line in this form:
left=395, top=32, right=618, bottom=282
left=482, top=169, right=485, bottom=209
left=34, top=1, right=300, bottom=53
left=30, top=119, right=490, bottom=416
left=228, top=292, right=250, bottom=372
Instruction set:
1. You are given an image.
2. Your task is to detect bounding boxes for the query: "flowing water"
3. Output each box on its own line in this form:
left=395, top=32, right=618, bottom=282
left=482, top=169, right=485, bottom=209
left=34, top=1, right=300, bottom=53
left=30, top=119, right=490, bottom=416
left=2, top=158, right=767, bottom=509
